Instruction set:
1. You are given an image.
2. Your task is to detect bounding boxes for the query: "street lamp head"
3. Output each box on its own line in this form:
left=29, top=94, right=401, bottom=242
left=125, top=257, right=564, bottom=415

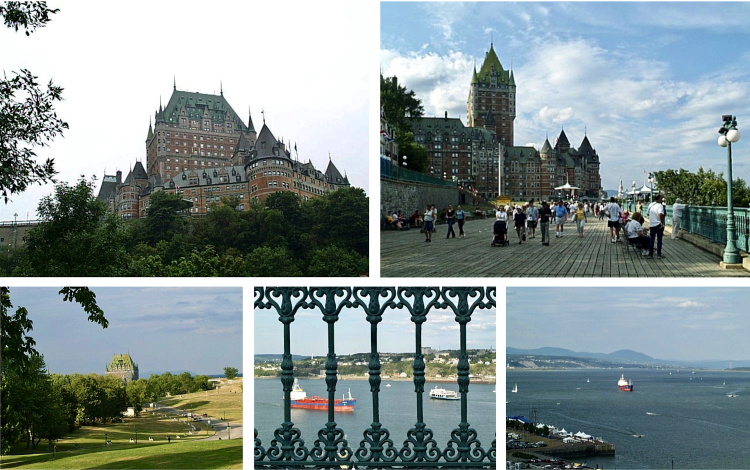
left=722, top=114, right=733, bottom=123
left=718, top=134, right=728, bottom=147
left=727, top=128, right=741, bottom=143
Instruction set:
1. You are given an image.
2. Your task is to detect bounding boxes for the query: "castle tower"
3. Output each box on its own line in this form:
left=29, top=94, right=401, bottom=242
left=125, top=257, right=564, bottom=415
left=467, top=43, right=516, bottom=146
left=105, top=353, right=139, bottom=383
left=145, top=85, right=250, bottom=182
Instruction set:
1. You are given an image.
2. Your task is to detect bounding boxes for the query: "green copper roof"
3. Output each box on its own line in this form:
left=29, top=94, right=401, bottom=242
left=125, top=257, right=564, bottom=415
left=471, top=64, right=479, bottom=84
left=477, top=44, right=511, bottom=85
left=157, top=89, right=248, bottom=132
left=107, top=353, right=136, bottom=371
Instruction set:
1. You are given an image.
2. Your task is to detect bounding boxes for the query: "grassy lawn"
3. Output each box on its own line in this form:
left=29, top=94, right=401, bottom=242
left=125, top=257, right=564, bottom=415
left=158, top=378, right=243, bottom=424
left=0, top=438, right=242, bottom=469
left=7, top=414, right=212, bottom=456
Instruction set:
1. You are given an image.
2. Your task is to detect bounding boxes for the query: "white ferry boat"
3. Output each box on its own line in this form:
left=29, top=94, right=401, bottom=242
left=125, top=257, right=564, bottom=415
left=429, top=386, right=459, bottom=400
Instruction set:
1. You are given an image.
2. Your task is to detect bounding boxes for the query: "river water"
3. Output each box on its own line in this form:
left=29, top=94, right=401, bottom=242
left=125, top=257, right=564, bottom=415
left=506, top=369, right=750, bottom=469
left=255, top=377, right=497, bottom=452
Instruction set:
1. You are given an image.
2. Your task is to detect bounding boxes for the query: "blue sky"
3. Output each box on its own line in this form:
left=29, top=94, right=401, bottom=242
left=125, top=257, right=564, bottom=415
left=6, top=287, right=243, bottom=376
left=254, top=294, right=496, bottom=356
left=507, top=287, right=750, bottom=361
left=381, top=2, right=750, bottom=193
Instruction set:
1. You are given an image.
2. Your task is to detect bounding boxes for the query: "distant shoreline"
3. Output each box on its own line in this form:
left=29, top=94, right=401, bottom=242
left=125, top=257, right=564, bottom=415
left=507, top=368, right=750, bottom=373
left=255, top=375, right=496, bottom=383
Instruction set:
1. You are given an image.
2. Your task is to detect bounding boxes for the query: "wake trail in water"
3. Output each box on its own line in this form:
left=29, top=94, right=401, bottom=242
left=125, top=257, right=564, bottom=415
left=643, top=411, right=750, bottom=434
left=545, top=410, right=639, bottom=436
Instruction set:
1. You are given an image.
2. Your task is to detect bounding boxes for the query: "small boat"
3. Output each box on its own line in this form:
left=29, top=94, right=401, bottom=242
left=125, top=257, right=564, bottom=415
left=511, top=384, right=518, bottom=393
left=587, top=378, right=590, bottom=383
left=723, top=380, right=726, bottom=386
left=385, top=384, right=392, bottom=387
left=618, top=374, right=633, bottom=392
left=429, top=386, right=459, bottom=400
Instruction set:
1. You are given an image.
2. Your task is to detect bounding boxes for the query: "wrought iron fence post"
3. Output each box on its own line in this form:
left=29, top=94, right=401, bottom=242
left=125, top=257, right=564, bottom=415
left=441, top=288, right=495, bottom=465
left=255, top=287, right=310, bottom=464
left=397, top=287, right=443, bottom=463
left=352, top=287, right=399, bottom=463
left=308, top=287, right=354, bottom=464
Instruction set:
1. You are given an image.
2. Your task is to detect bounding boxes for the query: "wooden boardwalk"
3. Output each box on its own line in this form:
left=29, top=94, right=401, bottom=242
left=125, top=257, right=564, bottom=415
left=380, top=217, right=750, bottom=277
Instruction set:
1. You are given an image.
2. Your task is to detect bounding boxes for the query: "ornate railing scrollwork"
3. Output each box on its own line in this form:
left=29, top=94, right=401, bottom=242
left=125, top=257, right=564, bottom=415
left=254, top=286, right=496, bottom=469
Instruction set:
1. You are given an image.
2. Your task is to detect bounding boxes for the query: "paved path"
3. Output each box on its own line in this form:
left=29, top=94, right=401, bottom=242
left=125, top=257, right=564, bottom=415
left=380, top=218, right=750, bottom=277
left=152, top=403, right=243, bottom=441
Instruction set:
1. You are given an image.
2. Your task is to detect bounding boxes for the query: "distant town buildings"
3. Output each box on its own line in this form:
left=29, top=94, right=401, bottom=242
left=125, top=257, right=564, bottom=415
left=98, top=83, right=350, bottom=219
left=105, top=353, right=138, bottom=383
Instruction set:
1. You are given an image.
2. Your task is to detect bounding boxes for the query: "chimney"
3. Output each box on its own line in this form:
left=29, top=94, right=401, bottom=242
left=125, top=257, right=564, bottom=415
left=445, top=111, right=448, bottom=119
left=116, top=170, right=122, bottom=184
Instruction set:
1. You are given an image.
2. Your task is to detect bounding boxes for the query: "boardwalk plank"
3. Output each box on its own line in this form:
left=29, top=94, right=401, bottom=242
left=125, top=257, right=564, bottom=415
left=380, top=218, right=750, bottom=278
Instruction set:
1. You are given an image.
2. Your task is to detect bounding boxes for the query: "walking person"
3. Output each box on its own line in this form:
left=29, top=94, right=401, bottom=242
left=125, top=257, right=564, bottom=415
left=513, top=206, right=526, bottom=244
left=446, top=204, right=456, bottom=239
left=553, top=200, right=568, bottom=238
left=574, top=202, right=588, bottom=237
left=526, top=199, right=539, bottom=239
left=604, top=197, right=622, bottom=243
left=671, top=198, right=686, bottom=239
left=456, top=205, right=466, bottom=238
left=539, top=201, right=552, bottom=246
left=647, top=194, right=666, bottom=258
left=423, top=204, right=436, bottom=243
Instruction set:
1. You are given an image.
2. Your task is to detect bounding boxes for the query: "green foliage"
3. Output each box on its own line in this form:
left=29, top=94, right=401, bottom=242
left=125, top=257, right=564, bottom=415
left=653, top=167, right=750, bottom=207
left=306, top=245, right=368, bottom=277
left=11, top=184, right=369, bottom=276
left=380, top=74, right=424, bottom=135
left=15, top=178, right=131, bottom=276
left=1, top=2, right=58, bottom=35
left=1, top=3, right=65, bottom=203
left=223, top=367, right=238, bottom=380
left=397, top=132, right=429, bottom=172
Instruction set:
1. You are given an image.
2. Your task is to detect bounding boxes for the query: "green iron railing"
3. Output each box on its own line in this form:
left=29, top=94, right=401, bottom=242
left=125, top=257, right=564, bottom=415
left=663, top=205, right=750, bottom=253
left=381, top=157, right=458, bottom=188
left=254, top=286, right=497, bottom=469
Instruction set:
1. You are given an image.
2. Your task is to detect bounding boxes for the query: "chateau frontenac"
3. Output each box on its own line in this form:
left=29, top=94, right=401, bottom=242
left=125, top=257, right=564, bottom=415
left=401, top=42, right=602, bottom=201
left=105, top=353, right=139, bottom=383
left=98, top=83, right=350, bottom=219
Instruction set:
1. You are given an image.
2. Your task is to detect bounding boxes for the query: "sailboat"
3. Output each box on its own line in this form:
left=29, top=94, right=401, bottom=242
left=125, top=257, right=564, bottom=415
left=511, top=384, right=518, bottom=393
left=723, top=380, right=726, bottom=386
left=587, top=378, right=590, bottom=383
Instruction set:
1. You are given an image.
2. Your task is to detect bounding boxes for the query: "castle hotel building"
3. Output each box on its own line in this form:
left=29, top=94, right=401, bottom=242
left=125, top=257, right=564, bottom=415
left=400, top=43, right=601, bottom=201
left=105, top=353, right=139, bottom=383
left=98, top=84, right=350, bottom=218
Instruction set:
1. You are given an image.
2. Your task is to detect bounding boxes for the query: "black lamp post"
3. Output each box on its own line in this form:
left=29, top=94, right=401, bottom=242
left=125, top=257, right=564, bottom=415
left=718, top=114, right=742, bottom=266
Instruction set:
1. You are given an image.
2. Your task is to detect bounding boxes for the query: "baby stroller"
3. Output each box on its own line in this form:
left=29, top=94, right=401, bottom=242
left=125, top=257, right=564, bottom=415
left=491, top=220, right=509, bottom=247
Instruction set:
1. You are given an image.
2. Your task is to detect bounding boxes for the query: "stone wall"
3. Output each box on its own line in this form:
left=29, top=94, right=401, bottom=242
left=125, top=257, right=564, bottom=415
left=0, top=224, right=35, bottom=249
left=380, top=179, right=462, bottom=219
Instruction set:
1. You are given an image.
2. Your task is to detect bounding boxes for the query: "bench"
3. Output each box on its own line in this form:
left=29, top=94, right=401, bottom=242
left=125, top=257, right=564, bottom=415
left=148, top=437, right=154, bottom=441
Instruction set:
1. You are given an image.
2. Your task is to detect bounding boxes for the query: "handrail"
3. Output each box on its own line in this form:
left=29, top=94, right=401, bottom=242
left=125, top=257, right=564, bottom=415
left=254, top=286, right=497, bottom=469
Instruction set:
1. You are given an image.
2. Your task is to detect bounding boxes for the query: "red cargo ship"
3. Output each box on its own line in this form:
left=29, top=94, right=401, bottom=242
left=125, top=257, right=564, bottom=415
left=287, top=378, right=356, bottom=411
left=618, top=374, right=633, bottom=391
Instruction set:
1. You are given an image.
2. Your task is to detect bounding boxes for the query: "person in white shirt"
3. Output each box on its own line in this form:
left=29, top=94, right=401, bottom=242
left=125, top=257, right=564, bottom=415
left=423, top=204, right=437, bottom=243
left=626, top=212, right=650, bottom=256
left=647, top=195, right=666, bottom=258
left=671, top=198, right=686, bottom=240
left=603, top=197, right=622, bottom=243
left=526, top=199, right=539, bottom=239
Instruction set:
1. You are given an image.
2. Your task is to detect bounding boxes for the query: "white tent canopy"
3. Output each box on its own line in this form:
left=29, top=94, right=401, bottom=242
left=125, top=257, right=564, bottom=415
left=554, top=182, right=581, bottom=191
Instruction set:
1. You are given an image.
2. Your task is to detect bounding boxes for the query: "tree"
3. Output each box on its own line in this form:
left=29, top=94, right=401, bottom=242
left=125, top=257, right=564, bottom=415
left=244, top=246, right=302, bottom=277
left=380, top=74, right=424, bottom=135
left=306, top=245, right=368, bottom=277
left=144, top=191, right=191, bottom=244
left=1, top=287, right=106, bottom=454
left=16, top=178, right=131, bottom=276
left=1, top=2, right=66, bottom=203
left=223, top=367, right=239, bottom=380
